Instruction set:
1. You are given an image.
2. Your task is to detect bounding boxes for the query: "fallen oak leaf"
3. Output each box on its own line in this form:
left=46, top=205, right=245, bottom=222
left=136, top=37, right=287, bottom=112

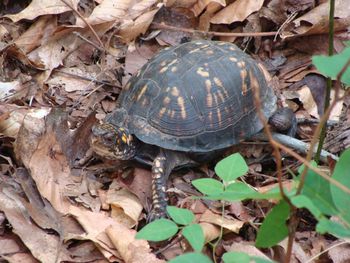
left=210, top=0, right=264, bottom=24
left=3, top=0, right=79, bottom=22
left=106, top=224, right=165, bottom=263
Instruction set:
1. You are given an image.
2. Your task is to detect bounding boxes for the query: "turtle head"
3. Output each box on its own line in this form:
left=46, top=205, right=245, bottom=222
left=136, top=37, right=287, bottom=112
left=90, top=122, right=136, bottom=160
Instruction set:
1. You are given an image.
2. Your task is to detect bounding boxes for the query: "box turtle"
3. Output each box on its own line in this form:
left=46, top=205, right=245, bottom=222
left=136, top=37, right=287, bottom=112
left=91, top=40, right=295, bottom=221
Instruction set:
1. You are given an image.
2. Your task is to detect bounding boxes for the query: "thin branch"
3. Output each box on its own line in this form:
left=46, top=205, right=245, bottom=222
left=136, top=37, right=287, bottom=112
left=60, top=0, right=105, bottom=49
left=151, top=22, right=278, bottom=37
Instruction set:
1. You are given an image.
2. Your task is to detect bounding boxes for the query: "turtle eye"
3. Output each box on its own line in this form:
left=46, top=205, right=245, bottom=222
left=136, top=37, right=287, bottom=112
left=103, top=132, right=116, bottom=144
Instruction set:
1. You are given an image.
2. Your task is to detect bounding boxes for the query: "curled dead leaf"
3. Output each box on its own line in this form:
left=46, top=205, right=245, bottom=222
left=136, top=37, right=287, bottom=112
left=106, top=224, right=165, bottom=263
left=282, top=0, right=350, bottom=37
left=4, top=0, right=79, bottom=22
left=210, top=0, right=264, bottom=24
left=107, top=187, right=143, bottom=228
left=200, top=209, right=244, bottom=233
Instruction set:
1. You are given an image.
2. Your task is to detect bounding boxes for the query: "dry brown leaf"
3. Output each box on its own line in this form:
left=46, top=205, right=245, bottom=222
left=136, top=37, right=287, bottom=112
left=107, top=186, right=143, bottom=228
left=0, top=81, right=22, bottom=101
left=2, top=252, right=39, bottom=263
left=224, top=241, right=271, bottom=260
left=26, top=22, right=112, bottom=82
left=15, top=110, right=73, bottom=213
left=197, top=1, right=225, bottom=31
left=210, top=0, right=264, bottom=24
left=0, top=237, right=21, bottom=256
left=296, top=86, right=343, bottom=120
left=165, top=0, right=198, bottom=8
left=327, top=241, right=350, bottom=263
left=0, top=185, right=71, bottom=262
left=124, top=42, right=158, bottom=78
left=282, top=0, right=350, bottom=37
left=46, top=68, right=98, bottom=92
left=69, top=205, right=121, bottom=261
left=191, top=0, right=226, bottom=17
left=78, top=0, right=133, bottom=26
left=199, top=222, right=221, bottom=242
left=129, top=0, right=160, bottom=19
left=200, top=209, right=244, bottom=233
left=4, top=0, right=79, bottom=22
left=106, top=224, right=165, bottom=263
left=14, top=16, right=57, bottom=54
left=119, top=9, right=159, bottom=43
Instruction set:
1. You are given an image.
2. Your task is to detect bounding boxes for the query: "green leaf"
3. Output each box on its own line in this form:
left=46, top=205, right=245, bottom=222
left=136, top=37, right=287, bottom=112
left=136, top=219, right=178, bottom=241
left=317, top=218, right=350, bottom=238
left=206, top=182, right=288, bottom=202
left=182, top=224, right=205, bottom=251
left=330, top=148, right=350, bottom=224
left=167, top=206, right=194, bottom=225
left=299, top=162, right=337, bottom=216
left=291, top=195, right=323, bottom=219
left=223, top=252, right=275, bottom=263
left=169, top=252, right=213, bottom=263
left=312, top=47, right=350, bottom=85
left=223, top=252, right=250, bottom=263
left=215, top=153, right=248, bottom=183
left=192, top=178, right=224, bottom=195
left=256, top=200, right=290, bottom=248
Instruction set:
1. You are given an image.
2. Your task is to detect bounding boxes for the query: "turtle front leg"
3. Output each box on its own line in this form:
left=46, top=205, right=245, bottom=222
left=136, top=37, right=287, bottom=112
left=148, top=152, right=169, bottom=222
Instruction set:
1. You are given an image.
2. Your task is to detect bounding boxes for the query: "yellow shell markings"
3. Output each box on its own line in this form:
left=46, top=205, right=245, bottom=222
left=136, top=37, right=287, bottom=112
left=177, top=96, right=187, bottom=119
left=213, top=77, right=229, bottom=98
left=240, top=69, right=248, bottom=95
left=216, top=108, right=222, bottom=124
left=216, top=90, right=226, bottom=103
left=229, top=57, right=238, bottom=62
left=249, top=70, right=260, bottom=94
left=171, top=67, right=177, bottom=72
left=197, top=67, right=210, bottom=77
left=237, top=61, right=246, bottom=68
left=159, top=58, right=178, bottom=73
left=163, top=96, right=171, bottom=105
left=171, top=86, right=180, bottom=97
left=141, top=97, right=149, bottom=107
left=167, top=109, right=176, bottom=119
left=136, top=84, right=148, bottom=101
left=205, top=79, right=213, bottom=107
left=208, top=111, right=213, bottom=126
left=158, top=107, right=166, bottom=118
left=190, top=44, right=209, bottom=53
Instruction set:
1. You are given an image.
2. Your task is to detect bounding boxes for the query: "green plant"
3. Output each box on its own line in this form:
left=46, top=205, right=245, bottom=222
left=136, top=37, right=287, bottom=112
left=136, top=206, right=208, bottom=262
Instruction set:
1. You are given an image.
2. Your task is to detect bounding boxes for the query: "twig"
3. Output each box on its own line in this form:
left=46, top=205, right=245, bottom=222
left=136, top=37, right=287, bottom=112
left=315, top=0, right=336, bottom=162
left=274, top=11, right=298, bottom=41
left=53, top=69, right=120, bottom=87
left=73, top=32, right=104, bottom=52
left=59, top=0, right=104, bottom=49
left=151, top=22, right=278, bottom=37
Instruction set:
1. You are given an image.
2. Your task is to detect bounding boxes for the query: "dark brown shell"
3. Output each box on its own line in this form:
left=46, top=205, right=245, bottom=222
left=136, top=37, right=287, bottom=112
left=106, top=40, right=277, bottom=152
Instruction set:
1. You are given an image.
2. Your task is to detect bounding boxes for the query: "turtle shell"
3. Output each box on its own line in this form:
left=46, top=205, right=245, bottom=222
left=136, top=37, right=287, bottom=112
left=106, top=40, right=277, bottom=152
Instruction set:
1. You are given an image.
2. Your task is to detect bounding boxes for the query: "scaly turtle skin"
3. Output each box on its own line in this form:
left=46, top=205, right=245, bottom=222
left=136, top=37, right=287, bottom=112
left=90, top=40, right=295, bottom=221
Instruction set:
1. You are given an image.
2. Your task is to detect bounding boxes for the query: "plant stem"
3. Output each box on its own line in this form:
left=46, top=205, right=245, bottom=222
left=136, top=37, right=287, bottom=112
left=315, top=0, right=335, bottom=163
